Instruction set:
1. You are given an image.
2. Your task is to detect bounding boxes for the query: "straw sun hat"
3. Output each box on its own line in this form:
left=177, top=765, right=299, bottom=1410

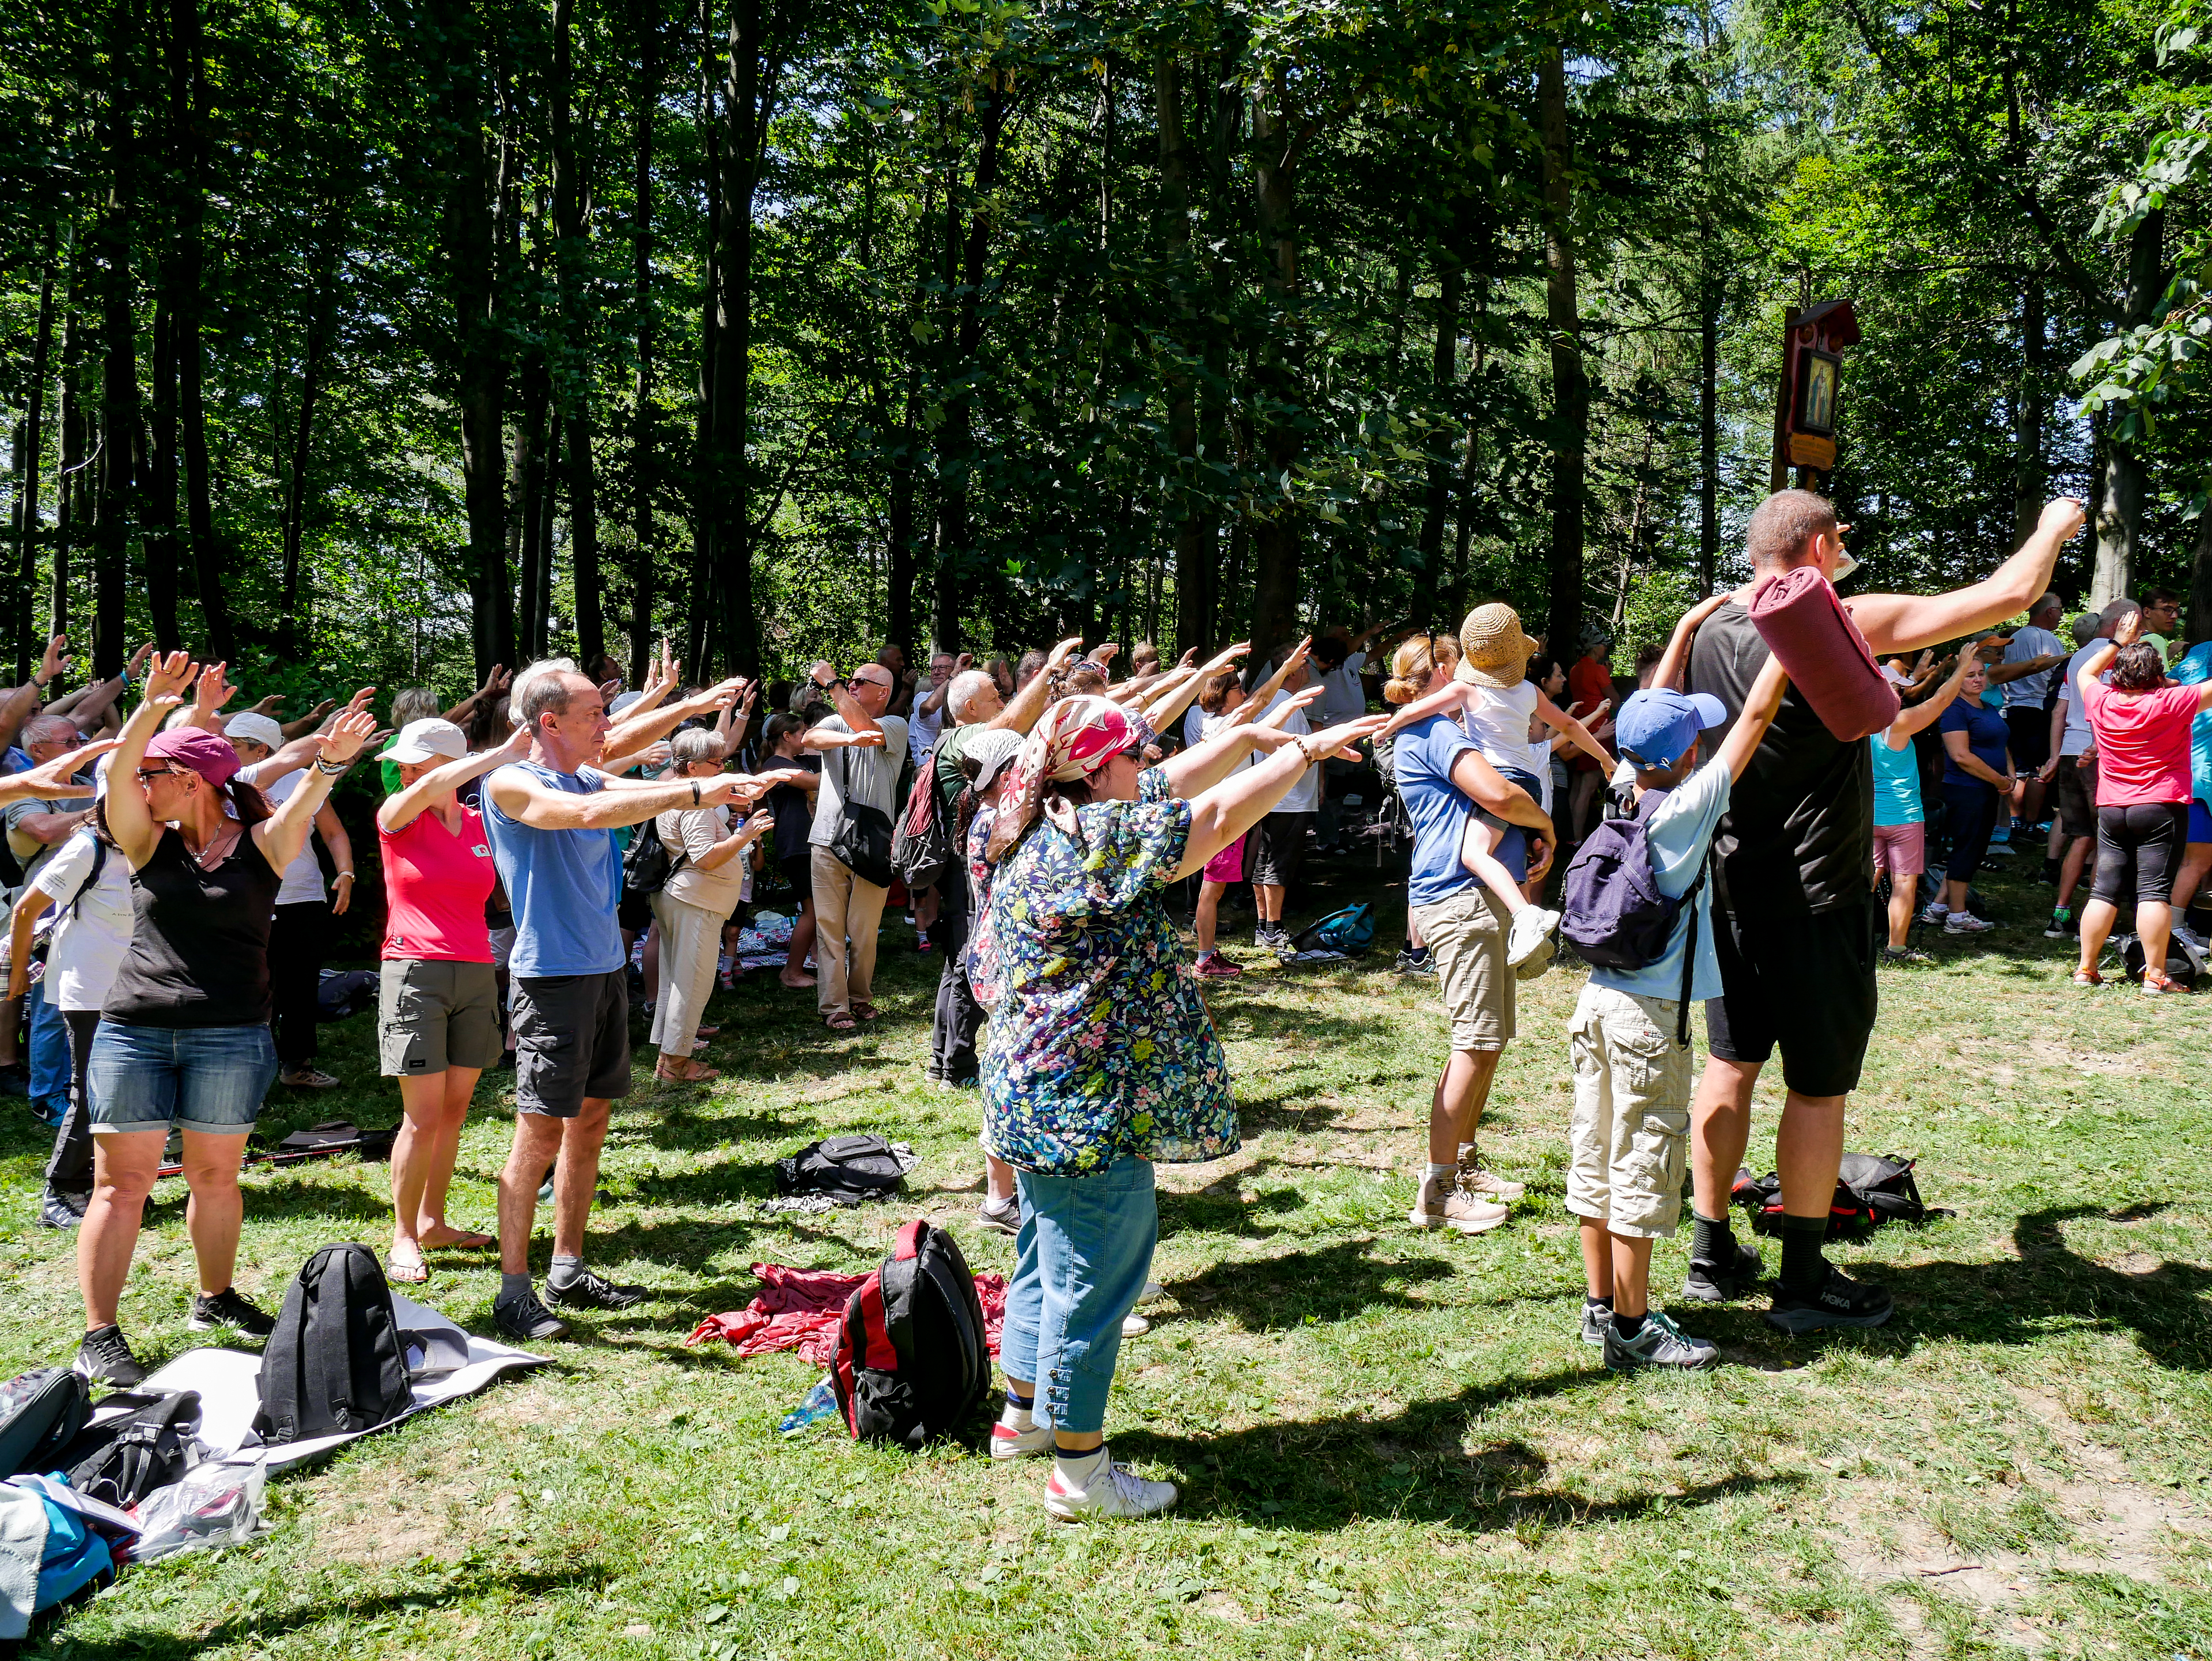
left=1453, top=603, right=1540, bottom=689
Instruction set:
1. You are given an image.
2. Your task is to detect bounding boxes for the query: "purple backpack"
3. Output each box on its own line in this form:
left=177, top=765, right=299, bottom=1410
left=1559, top=788, right=1707, bottom=1045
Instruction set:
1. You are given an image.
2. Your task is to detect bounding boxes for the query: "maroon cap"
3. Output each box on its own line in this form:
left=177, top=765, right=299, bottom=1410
left=144, top=725, right=243, bottom=787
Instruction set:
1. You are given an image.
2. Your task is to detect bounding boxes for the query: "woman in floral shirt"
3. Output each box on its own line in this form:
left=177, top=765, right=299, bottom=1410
left=978, top=692, right=1385, bottom=1520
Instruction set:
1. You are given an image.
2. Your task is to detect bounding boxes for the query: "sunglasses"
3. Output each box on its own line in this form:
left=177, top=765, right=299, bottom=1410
left=137, top=765, right=187, bottom=782
left=849, top=676, right=891, bottom=691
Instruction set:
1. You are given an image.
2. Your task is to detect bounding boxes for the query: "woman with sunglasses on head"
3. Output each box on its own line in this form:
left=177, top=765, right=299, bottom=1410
left=71, top=653, right=378, bottom=1384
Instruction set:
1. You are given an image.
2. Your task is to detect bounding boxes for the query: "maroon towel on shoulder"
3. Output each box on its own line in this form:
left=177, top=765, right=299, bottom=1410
left=1746, top=567, right=1900, bottom=741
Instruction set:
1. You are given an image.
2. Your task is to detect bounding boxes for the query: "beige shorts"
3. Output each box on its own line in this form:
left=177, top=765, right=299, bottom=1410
left=1410, top=887, right=1514, bottom=1053
left=1566, top=982, right=1692, bottom=1239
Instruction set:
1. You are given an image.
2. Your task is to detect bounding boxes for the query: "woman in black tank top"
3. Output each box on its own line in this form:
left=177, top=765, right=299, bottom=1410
left=71, top=653, right=378, bottom=1387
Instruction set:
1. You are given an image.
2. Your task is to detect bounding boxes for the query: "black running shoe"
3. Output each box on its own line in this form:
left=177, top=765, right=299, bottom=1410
left=1765, top=1264, right=1894, bottom=1334
left=1682, top=1239, right=1763, bottom=1303
left=74, top=1323, right=147, bottom=1385
left=1604, top=1310, right=1719, bottom=1372
left=543, top=1267, right=649, bottom=1311
left=190, top=1287, right=277, bottom=1337
left=494, top=1287, right=571, bottom=1341
left=36, top=1189, right=89, bottom=1229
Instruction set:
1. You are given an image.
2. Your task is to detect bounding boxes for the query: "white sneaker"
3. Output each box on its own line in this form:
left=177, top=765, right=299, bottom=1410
left=1137, top=1281, right=1165, bottom=1305
left=1919, top=903, right=1950, bottom=926
left=1410, top=1173, right=1510, bottom=1235
left=2175, top=922, right=2208, bottom=953
left=1944, top=912, right=1997, bottom=934
left=1044, top=1448, right=1179, bottom=1520
left=1505, top=907, right=1559, bottom=967
left=990, top=1413, right=1051, bottom=1460
left=1122, top=1311, right=1150, bottom=1337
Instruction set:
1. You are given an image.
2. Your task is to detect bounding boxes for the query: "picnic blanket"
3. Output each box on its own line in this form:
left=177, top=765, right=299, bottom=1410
left=686, top=1261, right=1006, bottom=1364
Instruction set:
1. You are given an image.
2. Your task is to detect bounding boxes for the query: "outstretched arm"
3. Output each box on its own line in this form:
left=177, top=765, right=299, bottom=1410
left=1532, top=689, right=1612, bottom=768
left=1650, top=594, right=1730, bottom=692
left=379, top=727, right=533, bottom=834
left=989, top=636, right=1084, bottom=735
left=1717, top=657, right=1791, bottom=781
left=1886, top=651, right=1974, bottom=743
left=1377, top=674, right=1465, bottom=738
left=1847, top=498, right=2085, bottom=656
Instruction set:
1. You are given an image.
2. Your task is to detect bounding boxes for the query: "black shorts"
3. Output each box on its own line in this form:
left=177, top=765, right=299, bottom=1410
left=512, top=970, right=632, bottom=1117
left=617, top=894, right=653, bottom=933
left=2056, top=756, right=2099, bottom=839
left=780, top=852, right=814, bottom=905
left=1249, top=812, right=1313, bottom=890
left=2090, top=802, right=2188, bottom=907
left=2005, top=707, right=2050, bottom=771
left=1705, top=898, right=1878, bottom=1098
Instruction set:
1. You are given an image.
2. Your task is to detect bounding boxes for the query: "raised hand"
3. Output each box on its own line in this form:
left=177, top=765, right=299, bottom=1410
left=249, top=693, right=287, bottom=717
left=1200, top=640, right=1251, bottom=674
left=143, top=652, right=200, bottom=703
left=955, top=652, right=975, bottom=674
left=2039, top=497, right=2086, bottom=543
left=809, top=660, right=838, bottom=688
left=19, top=738, right=119, bottom=795
left=490, top=725, right=535, bottom=764
left=1093, top=642, right=1120, bottom=667
left=191, top=661, right=236, bottom=716
left=1300, top=713, right=1388, bottom=763
left=2113, top=607, right=2145, bottom=648
left=479, top=662, right=507, bottom=697
left=1046, top=636, right=1085, bottom=671
left=1259, top=684, right=1325, bottom=730
left=317, top=706, right=381, bottom=765
left=1176, top=648, right=1198, bottom=671
left=40, top=635, right=69, bottom=683
left=599, top=678, right=623, bottom=703
left=124, top=640, right=155, bottom=679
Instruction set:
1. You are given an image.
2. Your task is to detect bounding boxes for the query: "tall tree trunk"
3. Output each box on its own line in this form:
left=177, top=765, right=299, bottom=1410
left=930, top=90, right=1007, bottom=653
left=628, top=0, right=656, bottom=682
left=16, top=229, right=57, bottom=680
left=551, top=0, right=604, bottom=673
left=1415, top=258, right=1460, bottom=612
left=2190, top=506, right=2212, bottom=650
left=511, top=349, right=551, bottom=663
left=171, top=0, right=229, bottom=660
left=146, top=287, right=181, bottom=650
left=1698, top=260, right=1718, bottom=599
left=93, top=0, right=140, bottom=680
left=1157, top=52, right=1213, bottom=658
left=1247, top=74, right=1302, bottom=664
left=430, top=0, right=510, bottom=678
left=531, top=415, right=562, bottom=660
left=52, top=236, right=85, bottom=644
left=2091, top=210, right=2165, bottom=605
left=1539, top=47, right=1586, bottom=656
left=2012, top=275, right=2045, bottom=554
left=277, top=229, right=333, bottom=659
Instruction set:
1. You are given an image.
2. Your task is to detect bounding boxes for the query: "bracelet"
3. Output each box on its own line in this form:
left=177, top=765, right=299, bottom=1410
left=314, top=755, right=349, bottom=777
left=335, top=870, right=355, bottom=880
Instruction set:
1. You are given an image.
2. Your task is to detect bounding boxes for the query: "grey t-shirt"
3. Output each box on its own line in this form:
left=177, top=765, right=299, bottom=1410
left=2001, top=625, right=2067, bottom=709
left=809, top=714, right=910, bottom=850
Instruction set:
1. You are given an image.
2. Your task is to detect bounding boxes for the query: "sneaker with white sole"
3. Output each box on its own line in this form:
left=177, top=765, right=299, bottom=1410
left=1918, top=903, right=1950, bottom=926
left=1043, top=1448, right=1179, bottom=1520
left=1944, top=911, right=1996, bottom=934
left=1194, top=950, right=1244, bottom=978
left=280, top=1067, right=341, bottom=1089
left=1578, top=1300, right=1612, bottom=1346
left=990, top=1414, right=1051, bottom=1460
left=1505, top=906, right=1560, bottom=967
left=1455, top=1148, right=1525, bottom=1202
left=74, top=1323, right=147, bottom=1386
left=1604, top=1309, right=1719, bottom=1372
left=1137, top=1281, right=1165, bottom=1305
left=188, top=1287, right=276, bottom=1337
left=978, top=1195, right=1021, bottom=1235
left=1122, top=1311, right=1150, bottom=1337
left=1409, top=1172, right=1510, bottom=1235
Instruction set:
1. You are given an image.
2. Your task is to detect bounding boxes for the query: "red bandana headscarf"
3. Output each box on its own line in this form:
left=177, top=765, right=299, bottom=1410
left=985, top=696, right=1139, bottom=863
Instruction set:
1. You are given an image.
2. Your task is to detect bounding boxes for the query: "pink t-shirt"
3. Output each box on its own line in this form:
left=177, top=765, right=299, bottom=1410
left=2080, top=680, right=2199, bottom=807
left=380, top=805, right=497, bottom=963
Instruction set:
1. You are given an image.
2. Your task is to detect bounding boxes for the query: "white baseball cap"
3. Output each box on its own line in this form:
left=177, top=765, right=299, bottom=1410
left=223, top=713, right=286, bottom=751
left=379, top=718, right=470, bottom=765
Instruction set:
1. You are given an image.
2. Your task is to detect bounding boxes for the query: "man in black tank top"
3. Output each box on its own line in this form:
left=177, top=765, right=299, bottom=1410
left=1679, top=490, right=2085, bottom=1335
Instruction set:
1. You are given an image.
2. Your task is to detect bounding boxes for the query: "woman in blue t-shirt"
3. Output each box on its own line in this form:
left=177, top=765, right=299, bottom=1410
left=1935, top=660, right=2013, bottom=930
left=1869, top=650, right=1975, bottom=956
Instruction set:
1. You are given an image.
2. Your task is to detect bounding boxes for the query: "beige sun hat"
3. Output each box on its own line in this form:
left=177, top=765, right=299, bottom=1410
left=1453, top=603, right=1540, bottom=689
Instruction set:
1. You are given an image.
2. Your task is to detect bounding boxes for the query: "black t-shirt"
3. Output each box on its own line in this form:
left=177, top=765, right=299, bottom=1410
left=1687, top=600, right=1872, bottom=918
left=768, top=754, right=821, bottom=863
left=104, top=827, right=285, bottom=1026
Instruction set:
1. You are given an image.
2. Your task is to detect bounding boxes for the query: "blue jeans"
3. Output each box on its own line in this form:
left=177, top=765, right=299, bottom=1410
left=26, top=977, right=69, bottom=1118
left=1001, top=1155, right=1157, bottom=1435
left=86, top=1023, right=279, bottom=1136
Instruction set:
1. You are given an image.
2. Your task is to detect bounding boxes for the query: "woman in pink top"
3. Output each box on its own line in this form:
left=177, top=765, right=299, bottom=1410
left=2071, top=610, right=2212, bottom=993
left=376, top=718, right=529, bottom=1279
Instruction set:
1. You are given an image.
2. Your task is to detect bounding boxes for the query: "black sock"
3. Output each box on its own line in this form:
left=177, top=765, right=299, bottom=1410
left=1584, top=1294, right=1612, bottom=1311
left=1004, top=1388, right=1033, bottom=1413
left=1778, top=1213, right=1830, bottom=1295
left=1690, top=1210, right=1734, bottom=1267
left=1611, top=1310, right=1646, bottom=1339
left=1054, top=1437, right=1102, bottom=1462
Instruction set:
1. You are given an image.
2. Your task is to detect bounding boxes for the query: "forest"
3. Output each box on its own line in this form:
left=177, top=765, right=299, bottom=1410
left=1, top=0, right=2207, bottom=701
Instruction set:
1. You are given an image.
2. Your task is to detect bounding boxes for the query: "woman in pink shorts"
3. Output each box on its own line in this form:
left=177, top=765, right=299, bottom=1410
left=1868, top=650, right=1975, bottom=962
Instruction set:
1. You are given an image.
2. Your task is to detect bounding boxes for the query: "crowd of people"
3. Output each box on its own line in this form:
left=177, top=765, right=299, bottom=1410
left=6, top=485, right=2205, bottom=1522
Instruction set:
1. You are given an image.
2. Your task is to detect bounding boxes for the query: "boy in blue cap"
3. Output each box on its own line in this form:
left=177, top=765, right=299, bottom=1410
left=1568, top=655, right=1789, bottom=1371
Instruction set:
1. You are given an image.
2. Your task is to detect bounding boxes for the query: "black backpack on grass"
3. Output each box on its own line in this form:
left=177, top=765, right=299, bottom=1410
left=830, top=1220, right=991, bottom=1448
left=253, top=1243, right=417, bottom=1445
left=56, top=1390, right=202, bottom=1507
left=775, top=1134, right=911, bottom=1205
left=0, top=1367, right=93, bottom=1477
left=1732, top=1152, right=1938, bottom=1242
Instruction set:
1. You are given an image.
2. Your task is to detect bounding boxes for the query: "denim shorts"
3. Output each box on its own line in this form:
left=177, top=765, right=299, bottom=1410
left=86, top=1021, right=279, bottom=1136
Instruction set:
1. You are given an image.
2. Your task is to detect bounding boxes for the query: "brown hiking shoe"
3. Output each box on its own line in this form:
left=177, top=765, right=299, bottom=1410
left=1456, top=1150, right=1526, bottom=1202
left=1410, top=1172, right=1510, bottom=1235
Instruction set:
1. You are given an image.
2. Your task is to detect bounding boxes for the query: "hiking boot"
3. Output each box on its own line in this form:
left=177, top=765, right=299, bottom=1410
left=977, top=1194, right=1021, bottom=1236
left=280, top=1066, right=341, bottom=1089
left=74, top=1324, right=147, bottom=1386
left=2044, top=906, right=2077, bottom=938
left=544, top=1267, right=649, bottom=1311
left=1879, top=945, right=1932, bottom=966
left=494, top=1287, right=572, bottom=1342
left=36, top=1189, right=88, bottom=1229
left=1604, top=1310, right=1719, bottom=1372
left=1043, top=1449, right=1179, bottom=1521
left=1454, top=1149, right=1525, bottom=1202
left=1944, top=912, right=1996, bottom=934
left=1194, top=950, right=1244, bottom=978
left=1765, top=1264, right=1894, bottom=1334
left=1578, top=1300, right=1612, bottom=1346
left=189, top=1287, right=276, bottom=1337
left=989, top=1414, right=1050, bottom=1460
left=1410, top=1172, right=1509, bottom=1235
left=1506, top=906, right=1560, bottom=968
left=1683, top=1239, right=1763, bottom=1303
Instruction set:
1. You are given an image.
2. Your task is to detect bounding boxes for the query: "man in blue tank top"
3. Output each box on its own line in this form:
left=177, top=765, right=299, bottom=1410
left=483, top=660, right=798, bottom=1343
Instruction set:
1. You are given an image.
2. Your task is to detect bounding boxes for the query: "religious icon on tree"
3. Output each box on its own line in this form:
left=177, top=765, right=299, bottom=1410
left=1797, top=347, right=1840, bottom=437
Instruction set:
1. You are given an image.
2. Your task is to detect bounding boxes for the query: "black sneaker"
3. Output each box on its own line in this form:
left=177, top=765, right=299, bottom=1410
left=1765, top=1263, right=1894, bottom=1334
left=75, top=1324, right=148, bottom=1385
left=190, top=1287, right=277, bottom=1337
left=1604, top=1310, right=1718, bottom=1372
left=37, top=1189, right=89, bottom=1229
left=494, top=1287, right=572, bottom=1341
left=1880, top=945, right=1932, bottom=966
left=543, top=1267, right=649, bottom=1311
left=1683, top=1239, right=1763, bottom=1303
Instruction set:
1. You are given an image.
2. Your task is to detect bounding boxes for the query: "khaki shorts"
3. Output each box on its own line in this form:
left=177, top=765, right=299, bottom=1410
left=1566, top=982, right=1692, bottom=1239
left=378, top=959, right=503, bottom=1077
left=1410, top=886, right=1514, bottom=1053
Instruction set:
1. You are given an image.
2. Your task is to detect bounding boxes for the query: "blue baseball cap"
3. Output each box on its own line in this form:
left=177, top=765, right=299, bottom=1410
left=1615, top=688, right=1728, bottom=769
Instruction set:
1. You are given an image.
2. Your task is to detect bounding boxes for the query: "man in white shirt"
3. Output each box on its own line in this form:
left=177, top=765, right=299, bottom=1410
left=2000, top=592, right=2067, bottom=838
left=907, top=650, right=960, bottom=766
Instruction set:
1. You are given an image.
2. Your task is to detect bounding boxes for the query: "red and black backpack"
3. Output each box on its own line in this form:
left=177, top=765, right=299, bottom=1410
left=830, top=1220, right=991, bottom=1448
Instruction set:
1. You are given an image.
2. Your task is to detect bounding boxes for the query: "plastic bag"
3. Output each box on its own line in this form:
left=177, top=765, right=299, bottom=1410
left=126, top=1459, right=267, bottom=1561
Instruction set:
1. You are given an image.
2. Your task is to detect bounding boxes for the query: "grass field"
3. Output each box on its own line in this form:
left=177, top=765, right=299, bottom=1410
left=2, top=849, right=2208, bottom=1661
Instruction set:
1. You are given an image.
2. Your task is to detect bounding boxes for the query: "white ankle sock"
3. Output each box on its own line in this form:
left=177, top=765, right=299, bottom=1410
left=999, top=1402, right=1033, bottom=1431
left=1054, top=1444, right=1109, bottom=1482
left=1425, top=1161, right=1457, bottom=1185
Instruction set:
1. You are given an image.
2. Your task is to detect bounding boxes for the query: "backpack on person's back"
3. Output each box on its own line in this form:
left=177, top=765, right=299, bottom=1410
left=1559, top=788, right=1708, bottom=1042
left=891, top=753, right=953, bottom=891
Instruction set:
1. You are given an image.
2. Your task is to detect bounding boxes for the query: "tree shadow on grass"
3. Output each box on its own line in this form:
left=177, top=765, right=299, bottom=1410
left=1116, top=1361, right=1807, bottom=1531
left=1156, top=1236, right=1458, bottom=1331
